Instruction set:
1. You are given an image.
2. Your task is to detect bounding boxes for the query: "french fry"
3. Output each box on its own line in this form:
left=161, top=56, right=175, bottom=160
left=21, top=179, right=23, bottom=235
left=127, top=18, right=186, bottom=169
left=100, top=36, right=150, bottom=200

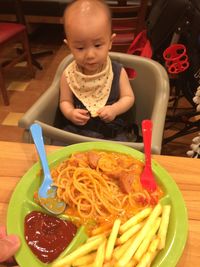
left=138, top=238, right=160, bottom=267
left=86, top=231, right=110, bottom=243
left=134, top=217, right=161, bottom=261
left=148, top=238, right=160, bottom=253
left=52, top=235, right=105, bottom=267
left=117, top=221, right=144, bottom=245
left=117, top=203, right=162, bottom=267
left=157, top=205, right=171, bottom=249
left=105, top=219, right=121, bottom=261
left=146, top=251, right=159, bottom=267
left=94, top=238, right=107, bottom=267
left=113, top=235, right=136, bottom=260
left=136, top=251, right=152, bottom=267
left=126, top=258, right=137, bottom=267
left=103, top=260, right=115, bottom=267
left=71, top=252, right=96, bottom=266
left=120, top=207, right=152, bottom=234
left=92, top=223, right=113, bottom=235
left=114, top=258, right=137, bottom=267
left=146, top=239, right=160, bottom=267
left=75, top=264, right=94, bottom=267
left=114, top=259, right=137, bottom=267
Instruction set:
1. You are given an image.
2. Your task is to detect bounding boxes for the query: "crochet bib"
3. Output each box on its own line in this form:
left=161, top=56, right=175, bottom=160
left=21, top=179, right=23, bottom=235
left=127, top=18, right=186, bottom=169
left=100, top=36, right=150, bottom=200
left=64, top=57, right=113, bottom=117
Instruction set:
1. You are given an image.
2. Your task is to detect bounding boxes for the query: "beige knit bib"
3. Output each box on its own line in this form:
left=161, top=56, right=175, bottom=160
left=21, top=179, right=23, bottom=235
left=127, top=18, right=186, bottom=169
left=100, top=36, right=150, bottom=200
left=64, top=57, right=113, bottom=117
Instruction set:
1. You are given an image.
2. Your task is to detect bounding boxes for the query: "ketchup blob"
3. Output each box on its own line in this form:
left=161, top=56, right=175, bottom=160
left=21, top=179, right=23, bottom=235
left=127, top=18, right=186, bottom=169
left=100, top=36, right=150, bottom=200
left=24, top=211, right=77, bottom=263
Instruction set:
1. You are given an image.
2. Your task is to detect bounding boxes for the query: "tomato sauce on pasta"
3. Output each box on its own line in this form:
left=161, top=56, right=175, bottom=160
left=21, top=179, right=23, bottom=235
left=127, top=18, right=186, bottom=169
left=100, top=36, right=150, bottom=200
left=51, top=151, right=163, bottom=234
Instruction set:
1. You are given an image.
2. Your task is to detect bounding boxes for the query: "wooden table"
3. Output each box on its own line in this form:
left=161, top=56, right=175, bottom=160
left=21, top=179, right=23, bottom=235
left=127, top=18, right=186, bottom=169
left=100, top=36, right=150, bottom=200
left=0, top=141, right=200, bottom=266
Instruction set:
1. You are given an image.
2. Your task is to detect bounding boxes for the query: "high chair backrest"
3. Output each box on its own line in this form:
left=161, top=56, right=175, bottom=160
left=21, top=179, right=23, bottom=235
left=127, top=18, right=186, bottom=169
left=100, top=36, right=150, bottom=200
left=18, top=52, right=169, bottom=154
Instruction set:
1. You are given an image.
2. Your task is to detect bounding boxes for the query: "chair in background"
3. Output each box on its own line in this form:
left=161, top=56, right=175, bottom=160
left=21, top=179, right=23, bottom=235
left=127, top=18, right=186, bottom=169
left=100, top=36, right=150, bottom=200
left=109, top=0, right=149, bottom=53
left=18, top=52, right=169, bottom=154
left=0, top=22, right=34, bottom=105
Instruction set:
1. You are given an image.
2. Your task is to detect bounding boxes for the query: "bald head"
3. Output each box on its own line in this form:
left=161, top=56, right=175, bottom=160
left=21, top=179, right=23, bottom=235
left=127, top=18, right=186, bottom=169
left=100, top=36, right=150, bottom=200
left=63, top=0, right=112, bottom=37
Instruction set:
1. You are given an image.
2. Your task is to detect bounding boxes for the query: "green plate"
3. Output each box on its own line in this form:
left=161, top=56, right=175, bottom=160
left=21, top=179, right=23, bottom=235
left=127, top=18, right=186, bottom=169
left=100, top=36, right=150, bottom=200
left=7, top=142, right=188, bottom=267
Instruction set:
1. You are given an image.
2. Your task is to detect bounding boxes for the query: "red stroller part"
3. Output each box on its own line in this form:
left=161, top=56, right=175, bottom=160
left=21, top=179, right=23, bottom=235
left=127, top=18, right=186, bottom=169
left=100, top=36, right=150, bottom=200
left=163, top=44, right=189, bottom=74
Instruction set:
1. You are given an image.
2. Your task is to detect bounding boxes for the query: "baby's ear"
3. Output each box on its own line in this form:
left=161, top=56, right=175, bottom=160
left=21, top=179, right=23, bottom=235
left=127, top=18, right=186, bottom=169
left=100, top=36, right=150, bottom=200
left=109, top=33, right=116, bottom=50
left=63, top=39, right=68, bottom=45
left=111, top=33, right=116, bottom=42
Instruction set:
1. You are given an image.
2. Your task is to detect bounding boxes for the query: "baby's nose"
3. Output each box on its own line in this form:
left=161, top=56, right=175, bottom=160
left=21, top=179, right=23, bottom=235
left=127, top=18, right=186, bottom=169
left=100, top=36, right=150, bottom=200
left=85, top=48, right=95, bottom=59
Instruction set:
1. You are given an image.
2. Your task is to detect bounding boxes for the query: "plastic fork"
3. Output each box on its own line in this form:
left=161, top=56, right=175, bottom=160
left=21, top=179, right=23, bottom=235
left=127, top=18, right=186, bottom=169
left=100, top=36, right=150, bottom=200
left=30, top=123, right=66, bottom=215
left=140, top=120, right=157, bottom=192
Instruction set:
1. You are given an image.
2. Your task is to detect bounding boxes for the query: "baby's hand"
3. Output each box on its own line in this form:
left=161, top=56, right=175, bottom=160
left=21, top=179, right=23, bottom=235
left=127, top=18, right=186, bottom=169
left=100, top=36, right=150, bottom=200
left=97, top=105, right=116, bottom=122
left=71, top=109, right=90, bottom=125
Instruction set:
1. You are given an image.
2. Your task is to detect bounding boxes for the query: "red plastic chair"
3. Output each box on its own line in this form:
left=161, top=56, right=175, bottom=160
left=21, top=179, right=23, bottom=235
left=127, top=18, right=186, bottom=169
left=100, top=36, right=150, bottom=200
left=0, top=22, right=34, bottom=105
left=110, top=0, right=149, bottom=53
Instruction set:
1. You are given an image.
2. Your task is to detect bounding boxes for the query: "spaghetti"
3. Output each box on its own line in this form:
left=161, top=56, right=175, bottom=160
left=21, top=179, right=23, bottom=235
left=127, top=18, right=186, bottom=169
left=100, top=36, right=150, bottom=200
left=51, top=151, right=163, bottom=228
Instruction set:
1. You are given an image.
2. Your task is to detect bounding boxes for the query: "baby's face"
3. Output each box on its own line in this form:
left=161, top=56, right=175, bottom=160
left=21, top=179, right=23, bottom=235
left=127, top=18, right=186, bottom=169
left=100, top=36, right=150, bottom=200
left=65, top=12, right=114, bottom=75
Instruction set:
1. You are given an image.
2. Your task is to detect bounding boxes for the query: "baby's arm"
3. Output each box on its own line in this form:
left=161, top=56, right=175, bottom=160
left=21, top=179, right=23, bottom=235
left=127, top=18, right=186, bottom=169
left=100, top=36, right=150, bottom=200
left=98, top=68, right=135, bottom=122
left=59, top=73, right=90, bottom=125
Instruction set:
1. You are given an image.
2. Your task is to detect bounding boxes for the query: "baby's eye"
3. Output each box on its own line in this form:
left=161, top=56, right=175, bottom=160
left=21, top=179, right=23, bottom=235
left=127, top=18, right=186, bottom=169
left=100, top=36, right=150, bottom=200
left=76, top=47, right=84, bottom=51
left=95, top=44, right=102, bottom=48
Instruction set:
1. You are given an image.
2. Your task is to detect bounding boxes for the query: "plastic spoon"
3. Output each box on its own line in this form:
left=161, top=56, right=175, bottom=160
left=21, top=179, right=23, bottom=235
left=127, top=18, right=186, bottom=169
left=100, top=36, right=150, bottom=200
left=140, top=120, right=157, bottom=192
left=30, top=123, right=66, bottom=215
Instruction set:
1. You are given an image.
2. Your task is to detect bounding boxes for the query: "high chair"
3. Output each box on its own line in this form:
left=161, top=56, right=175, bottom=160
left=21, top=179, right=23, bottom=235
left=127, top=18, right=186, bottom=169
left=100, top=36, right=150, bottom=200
left=18, top=52, right=170, bottom=154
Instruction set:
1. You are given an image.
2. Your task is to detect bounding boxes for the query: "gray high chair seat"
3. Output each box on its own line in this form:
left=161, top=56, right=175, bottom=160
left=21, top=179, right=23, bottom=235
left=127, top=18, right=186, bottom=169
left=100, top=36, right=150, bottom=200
left=18, top=52, right=170, bottom=154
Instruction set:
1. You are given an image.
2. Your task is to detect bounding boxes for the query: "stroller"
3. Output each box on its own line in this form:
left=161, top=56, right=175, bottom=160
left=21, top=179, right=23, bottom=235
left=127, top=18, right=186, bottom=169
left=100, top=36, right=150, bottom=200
left=145, top=0, right=200, bottom=145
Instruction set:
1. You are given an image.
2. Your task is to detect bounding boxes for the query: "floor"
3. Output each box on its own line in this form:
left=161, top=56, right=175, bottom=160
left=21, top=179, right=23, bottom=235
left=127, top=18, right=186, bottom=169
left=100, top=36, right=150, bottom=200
left=0, top=24, right=199, bottom=157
